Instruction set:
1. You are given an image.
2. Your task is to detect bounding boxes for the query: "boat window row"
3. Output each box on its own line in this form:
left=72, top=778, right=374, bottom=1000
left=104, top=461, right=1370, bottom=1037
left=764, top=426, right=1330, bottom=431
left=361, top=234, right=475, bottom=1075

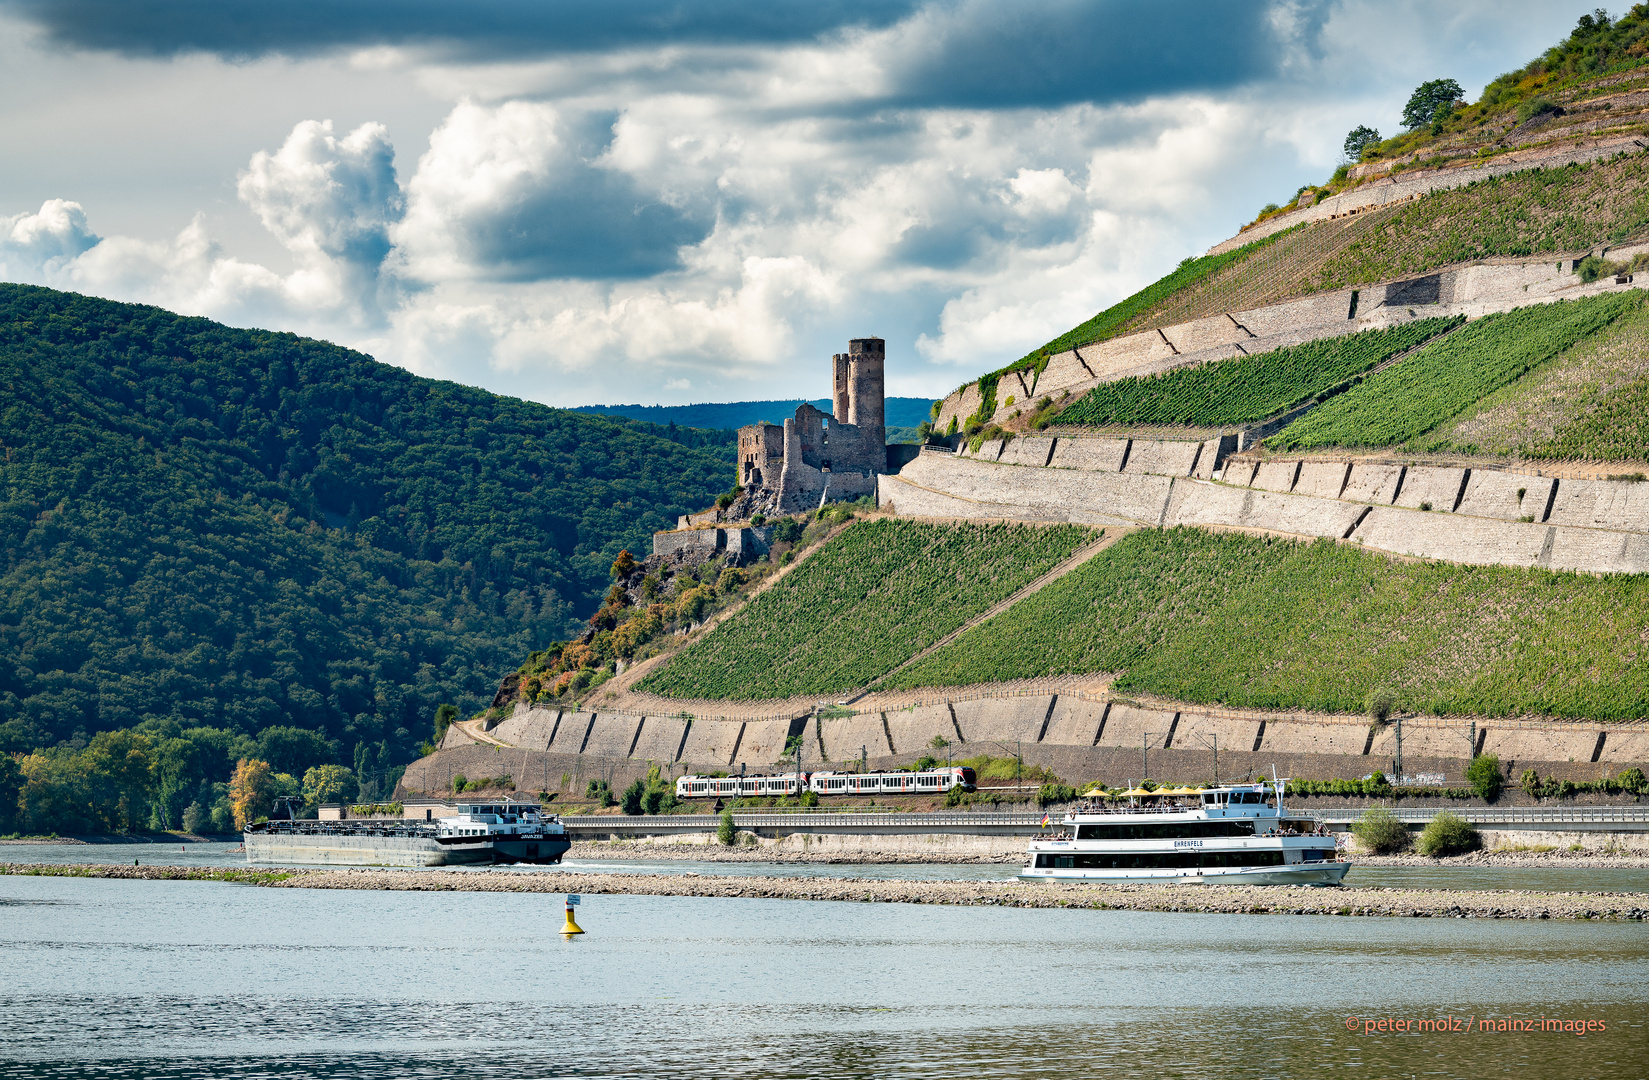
left=1034, top=851, right=1287, bottom=870
left=1207, top=792, right=1271, bottom=805
left=1073, top=821, right=1255, bottom=840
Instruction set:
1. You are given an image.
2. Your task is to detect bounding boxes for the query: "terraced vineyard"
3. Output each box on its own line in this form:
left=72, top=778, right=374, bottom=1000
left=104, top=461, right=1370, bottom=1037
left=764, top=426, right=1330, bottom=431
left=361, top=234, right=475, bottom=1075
left=887, top=529, right=1649, bottom=720
left=980, top=229, right=1297, bottom=383
left=636, top=519, right=1093, bottom=700
left=1271, top=292, right=1642, bottom=450
left=1425, top=301, right=1649, bottom=460
left=1051, top=317, right=1458, bottom=428
left=1045, top=154, right=1649, bottom=342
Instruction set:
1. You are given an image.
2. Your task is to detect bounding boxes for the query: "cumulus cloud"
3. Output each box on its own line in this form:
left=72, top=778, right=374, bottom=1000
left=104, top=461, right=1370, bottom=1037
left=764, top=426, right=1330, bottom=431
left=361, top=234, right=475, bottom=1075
left=238, top=118, right=402, bottom=317
left=0, top=199, right=100, bottom=278
left=393, top=101, right=708, bottom=283
left=0, top=0, right=1609, bottom=404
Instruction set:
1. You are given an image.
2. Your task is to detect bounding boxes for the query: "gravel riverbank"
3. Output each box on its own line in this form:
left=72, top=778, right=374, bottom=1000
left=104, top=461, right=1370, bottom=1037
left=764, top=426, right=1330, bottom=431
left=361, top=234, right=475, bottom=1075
left=6, top=862, right=1647, bottom=920
left=570, top=839, right=1649, bottom=869
left=567, top=840, right=1022, bottom=864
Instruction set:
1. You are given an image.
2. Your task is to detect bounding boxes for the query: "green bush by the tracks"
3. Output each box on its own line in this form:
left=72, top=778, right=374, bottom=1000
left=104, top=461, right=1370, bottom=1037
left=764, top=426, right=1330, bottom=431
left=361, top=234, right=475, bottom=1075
left=1053, top=318, right=1459, bottom=428
left=636, top=519, right=1093, bottom=700
left=888, top=529, right=1649, bottom=720
left=1272, top=293, right=1641, bottom=450
left=1351, top=806, right=1411, bottom=854
left=1417, top=812, right=1481, bottom=857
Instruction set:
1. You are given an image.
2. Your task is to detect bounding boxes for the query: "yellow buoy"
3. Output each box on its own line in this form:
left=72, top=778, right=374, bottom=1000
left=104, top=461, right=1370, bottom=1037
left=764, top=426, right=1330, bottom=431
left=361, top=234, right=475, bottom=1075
left=561, top=895, right=585, bottom=936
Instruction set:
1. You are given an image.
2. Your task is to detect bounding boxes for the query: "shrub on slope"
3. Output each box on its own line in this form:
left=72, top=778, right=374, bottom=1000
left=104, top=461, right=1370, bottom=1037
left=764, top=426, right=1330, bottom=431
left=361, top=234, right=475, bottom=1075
left=1051, top=317, right=1458, bottom=428
left=0, top=284, right=733, bottom=760
left=635, top=519, right=1093, bottom=700
left=888, top=529, right=1649, bottom=721
left=1271, top=292, right=1640, bottom=450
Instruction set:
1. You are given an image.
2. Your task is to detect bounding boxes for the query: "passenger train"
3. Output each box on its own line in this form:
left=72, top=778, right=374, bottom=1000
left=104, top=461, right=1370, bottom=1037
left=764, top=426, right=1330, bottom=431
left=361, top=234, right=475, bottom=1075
left=675, top=766, right=976, bottom=800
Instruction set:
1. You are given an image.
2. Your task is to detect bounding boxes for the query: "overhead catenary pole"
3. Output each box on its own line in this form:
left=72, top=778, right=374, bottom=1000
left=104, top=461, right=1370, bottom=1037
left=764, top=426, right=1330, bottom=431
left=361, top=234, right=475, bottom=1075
left=1143, top=731, right=1165, bottom=784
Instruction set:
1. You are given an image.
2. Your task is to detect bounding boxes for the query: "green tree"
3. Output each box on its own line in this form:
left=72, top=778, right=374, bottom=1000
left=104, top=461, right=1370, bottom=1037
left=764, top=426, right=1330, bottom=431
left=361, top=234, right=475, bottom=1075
left=620, top=779, right=646, bottom=815
left=151, top=737, right=202, bottom=830
left=0, top=754, right=22, bottom=832
left=611, top=550, right=638, bottom=579
left=18, top=751, right=94, bottom=834
left=717, top=809, right=736, bottom=845
left=80, top=731, right=156, bottom=832
left=433, top=705, right=459, bottom=744
left=1465, top=754, right=1503, bottom=801
left=1402, top=78, right=1463, bottom=129
left=1343, top=124, right=1381, bottom=161
left=302, top=764, right=356, bottom=809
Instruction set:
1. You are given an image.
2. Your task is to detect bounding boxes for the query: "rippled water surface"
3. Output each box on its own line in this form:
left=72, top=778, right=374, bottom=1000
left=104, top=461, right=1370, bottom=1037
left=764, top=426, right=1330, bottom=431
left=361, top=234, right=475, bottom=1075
left=3, top=868, right=1647, bottom=1078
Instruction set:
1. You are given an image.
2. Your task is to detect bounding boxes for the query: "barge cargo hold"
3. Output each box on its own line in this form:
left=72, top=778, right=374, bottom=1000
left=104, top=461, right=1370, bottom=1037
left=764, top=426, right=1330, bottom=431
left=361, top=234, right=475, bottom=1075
left=245, top=800, right=571, bottom=867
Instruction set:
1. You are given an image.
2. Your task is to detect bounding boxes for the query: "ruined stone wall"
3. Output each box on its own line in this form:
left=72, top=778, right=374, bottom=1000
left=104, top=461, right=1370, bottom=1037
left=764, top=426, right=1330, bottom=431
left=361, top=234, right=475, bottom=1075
left=738, top=422, right=785, bottom=489
left=652, top=526, right=774, bottom=565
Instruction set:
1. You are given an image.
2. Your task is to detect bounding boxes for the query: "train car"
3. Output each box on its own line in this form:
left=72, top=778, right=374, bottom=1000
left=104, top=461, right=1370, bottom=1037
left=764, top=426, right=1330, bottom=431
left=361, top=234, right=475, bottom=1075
left=675, top=773, right=809, bottom=799
left=808, top=767, right=975, bottom=796
left=675, top=767, right=976, bottom=800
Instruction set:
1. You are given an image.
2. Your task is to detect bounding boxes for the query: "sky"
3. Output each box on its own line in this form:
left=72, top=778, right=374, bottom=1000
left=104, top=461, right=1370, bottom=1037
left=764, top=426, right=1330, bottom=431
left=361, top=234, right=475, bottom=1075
left=0, top=0, right=1611, bottom=407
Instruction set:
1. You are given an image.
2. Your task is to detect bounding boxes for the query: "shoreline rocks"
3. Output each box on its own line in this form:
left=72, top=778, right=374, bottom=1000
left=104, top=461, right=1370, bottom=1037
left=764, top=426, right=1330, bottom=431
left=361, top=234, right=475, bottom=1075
left=4, top=862, right=1646, bottom=920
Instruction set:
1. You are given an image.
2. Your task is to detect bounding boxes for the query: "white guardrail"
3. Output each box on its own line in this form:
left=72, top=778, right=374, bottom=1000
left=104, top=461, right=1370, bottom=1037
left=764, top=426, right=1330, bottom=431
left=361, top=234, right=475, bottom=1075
left=1308, top=806, right=1649, bottom=825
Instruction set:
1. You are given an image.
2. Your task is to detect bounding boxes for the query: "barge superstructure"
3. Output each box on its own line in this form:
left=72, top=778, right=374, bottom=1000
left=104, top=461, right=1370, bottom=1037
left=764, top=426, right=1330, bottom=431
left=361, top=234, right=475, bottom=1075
left=1021, top=780, right=1347, bottom=886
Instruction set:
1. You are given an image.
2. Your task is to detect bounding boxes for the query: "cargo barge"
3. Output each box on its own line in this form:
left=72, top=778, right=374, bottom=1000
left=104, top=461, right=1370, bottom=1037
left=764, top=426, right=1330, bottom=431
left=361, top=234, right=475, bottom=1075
left=245, top=799, right=571, bottom=867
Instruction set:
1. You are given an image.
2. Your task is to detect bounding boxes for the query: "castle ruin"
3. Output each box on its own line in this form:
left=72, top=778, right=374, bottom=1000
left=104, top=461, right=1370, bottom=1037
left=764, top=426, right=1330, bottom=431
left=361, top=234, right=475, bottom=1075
left=734, top=337, right=888, bottom=515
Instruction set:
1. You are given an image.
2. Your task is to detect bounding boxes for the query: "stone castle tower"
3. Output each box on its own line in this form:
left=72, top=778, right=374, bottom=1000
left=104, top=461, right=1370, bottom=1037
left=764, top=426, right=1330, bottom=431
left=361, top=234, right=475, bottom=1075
left=832, top=337, right=886, bottom=449
left=734, top=337, right=888, bottom=514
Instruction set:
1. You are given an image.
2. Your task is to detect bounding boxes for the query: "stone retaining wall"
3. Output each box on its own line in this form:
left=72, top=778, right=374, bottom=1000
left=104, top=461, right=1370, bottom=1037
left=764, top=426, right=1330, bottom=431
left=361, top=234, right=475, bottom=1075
left=403, top=695, right=1649, bottom=804
left=881, top=443, right=1649, bottom=575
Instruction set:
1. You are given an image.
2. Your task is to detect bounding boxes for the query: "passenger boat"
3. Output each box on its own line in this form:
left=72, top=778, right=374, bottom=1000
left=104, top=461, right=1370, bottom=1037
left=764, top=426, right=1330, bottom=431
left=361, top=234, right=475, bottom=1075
left=245, top=798, right=571, bottom=867
left=1020, top=779, right=1348, bottom=886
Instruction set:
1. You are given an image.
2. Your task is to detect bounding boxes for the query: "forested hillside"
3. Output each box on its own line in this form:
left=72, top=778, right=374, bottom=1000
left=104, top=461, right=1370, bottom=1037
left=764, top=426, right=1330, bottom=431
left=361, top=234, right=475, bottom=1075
left=0, top=285, right=733, bottom=829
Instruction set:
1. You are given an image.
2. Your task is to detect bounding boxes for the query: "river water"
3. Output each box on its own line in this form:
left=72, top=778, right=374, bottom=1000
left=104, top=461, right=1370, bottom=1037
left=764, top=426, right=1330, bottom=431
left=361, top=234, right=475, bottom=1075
left=3, top=851, right=1647, bottom=1078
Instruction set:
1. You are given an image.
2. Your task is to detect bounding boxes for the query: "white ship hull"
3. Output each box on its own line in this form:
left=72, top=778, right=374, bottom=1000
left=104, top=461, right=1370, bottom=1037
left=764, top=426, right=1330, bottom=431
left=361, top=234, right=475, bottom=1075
left=1019, top=862, right=1349, bottom=886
